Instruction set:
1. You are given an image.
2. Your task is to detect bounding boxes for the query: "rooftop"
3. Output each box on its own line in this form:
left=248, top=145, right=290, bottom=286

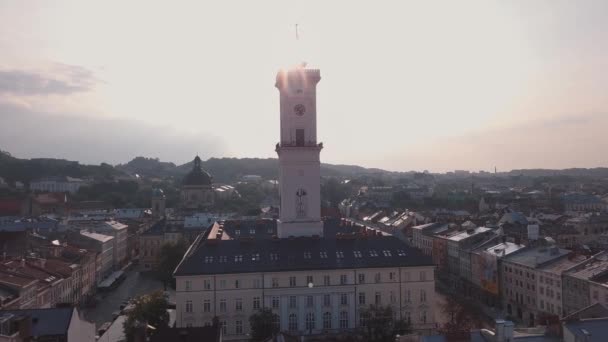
left=562, top=193, right=603, bottom=205
left=482, top=241, right=526, bottom=258
left=499, top=212, right=529, bottom=225
left=182, top=156, right=212, bottom=186
left=80, top=230, right=114, bottom=243
left=444, top=227, right=493, bottom=242
left=141, top=218, right=184, bottom=236
left=207, top=219, right=277, bottom=240
left=539, top=254, right=588, bottom=275
left=103, top=220, right=128, bottom=231
left=174, top=219, right=432, bottom=276
left=503, top=245, right=570, bottom=268
left=0, top=307, right=76, bottom=337
left=563, top=317, right=608, bottom=342
left=0, top=272, right=38, bottom=288
left=566, top=252, right=608, bottom=281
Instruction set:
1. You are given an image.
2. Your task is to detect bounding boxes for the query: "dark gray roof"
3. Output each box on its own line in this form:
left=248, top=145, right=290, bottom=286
left=0, top=307, right=74, bottom=337
left=174, top=220, right=433, bottom=276
left=182, top=156, right=212, bottom=186
left=564, top=318, right=608, bottom=342
left=218, top=219, right=276, bottom=237
left=142, top=218, right=183, bottom=236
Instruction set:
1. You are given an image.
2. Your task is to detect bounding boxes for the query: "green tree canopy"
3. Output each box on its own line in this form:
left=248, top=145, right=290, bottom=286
left=360, top=305, right=411, bottom=342
left=438, top=296, right=484, bottom=339
left=123, top=290, right=170, bottom=342
left=156, top=239, right=188, bottom=288
left=249, top=307, right=279, bottom=341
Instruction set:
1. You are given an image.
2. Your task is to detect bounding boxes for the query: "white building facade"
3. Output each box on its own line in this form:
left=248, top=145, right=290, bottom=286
left=89, top=221, right=128, bottom=268
left=175, top=265, right=435, bottom=339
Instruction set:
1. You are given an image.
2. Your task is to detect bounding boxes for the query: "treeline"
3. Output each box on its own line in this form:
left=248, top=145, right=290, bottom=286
left=0, top=150, right=121, bottom=184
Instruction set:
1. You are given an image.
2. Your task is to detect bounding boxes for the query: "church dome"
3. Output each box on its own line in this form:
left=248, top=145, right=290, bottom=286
left=182, top=156, right=212, bottom=186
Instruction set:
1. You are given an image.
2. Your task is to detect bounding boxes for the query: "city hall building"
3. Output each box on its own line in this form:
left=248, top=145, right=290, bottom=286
left=174, top=66, right=436, bottom=340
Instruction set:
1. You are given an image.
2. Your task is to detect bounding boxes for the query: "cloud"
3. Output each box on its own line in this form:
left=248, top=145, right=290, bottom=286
left=0, top=64, right=97, bottom=96
left=0, top=108, right=226, bottom=165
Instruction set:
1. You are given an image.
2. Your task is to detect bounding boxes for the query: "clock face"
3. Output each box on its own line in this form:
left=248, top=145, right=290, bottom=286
left=294, top=104, right=306, bottom=116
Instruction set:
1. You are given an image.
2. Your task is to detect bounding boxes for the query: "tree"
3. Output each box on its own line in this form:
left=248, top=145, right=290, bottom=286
left=360, top=305, right=411, bottom=342
left=438, top=296, right=483, bottom=339
left=156, top=239, right=188, bottom=289
left=321, top=177, right=350, bottom=208
left=123, top=290, right=170, bottom=342
left=249, top=307, right=279, bottom=341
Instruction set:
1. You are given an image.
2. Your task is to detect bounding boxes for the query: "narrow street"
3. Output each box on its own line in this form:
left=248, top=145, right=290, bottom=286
left=83, top=267, right=172, bottom=328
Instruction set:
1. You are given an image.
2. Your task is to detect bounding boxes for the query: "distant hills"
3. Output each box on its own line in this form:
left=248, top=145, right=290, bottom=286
left=0, top=150, right=398, bottom=185
left=3, top=148, right=608, bottom=186
left=116, top=156, right=400, bottom=183
left=0, top=150, right=122, bottom=185
left=506, top=168, right=608, bottom=178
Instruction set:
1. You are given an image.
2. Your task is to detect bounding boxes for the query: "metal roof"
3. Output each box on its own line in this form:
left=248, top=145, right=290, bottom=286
left=0, top=307, right=74, bottom=337
left=174, top=220, right=433, bottom=276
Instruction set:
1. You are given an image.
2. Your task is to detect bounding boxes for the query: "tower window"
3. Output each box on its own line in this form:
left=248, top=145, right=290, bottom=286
left=296, top=129, right=305, bottom=146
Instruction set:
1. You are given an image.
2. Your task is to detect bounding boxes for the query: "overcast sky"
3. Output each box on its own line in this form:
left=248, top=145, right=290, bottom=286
left=1, top=0, right=607, bottom=172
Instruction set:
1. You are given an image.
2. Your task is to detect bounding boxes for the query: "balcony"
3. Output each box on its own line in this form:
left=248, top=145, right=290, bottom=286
left=276, top=142, right=323, bottom=151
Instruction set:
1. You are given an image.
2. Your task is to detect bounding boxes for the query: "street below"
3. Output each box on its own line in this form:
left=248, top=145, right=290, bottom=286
left=83, top=267, right=172, bottom=329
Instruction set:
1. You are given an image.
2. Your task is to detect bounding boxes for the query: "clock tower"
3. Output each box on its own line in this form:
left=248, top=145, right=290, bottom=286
left=275, top=66, right=323, bottom=238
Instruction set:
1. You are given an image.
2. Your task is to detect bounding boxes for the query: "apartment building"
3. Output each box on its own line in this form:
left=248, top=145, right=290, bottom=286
left=563, top=252, right=608, bottom=315
left=501, top=245, right=569, bottom=326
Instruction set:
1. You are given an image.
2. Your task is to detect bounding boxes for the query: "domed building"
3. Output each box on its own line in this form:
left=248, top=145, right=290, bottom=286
left=180, top=156, right=214, bottom=210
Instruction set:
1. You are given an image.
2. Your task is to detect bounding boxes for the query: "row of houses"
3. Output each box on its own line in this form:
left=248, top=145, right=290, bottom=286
left=0, top=243, right=97, bottom=310
left=0, top=209, right=160, bottom=311
left=410, top=221, right=608, bottom=328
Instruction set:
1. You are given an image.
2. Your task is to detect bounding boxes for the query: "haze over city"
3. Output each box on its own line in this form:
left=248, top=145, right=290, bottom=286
left=1, top=0, right=607, bottom=172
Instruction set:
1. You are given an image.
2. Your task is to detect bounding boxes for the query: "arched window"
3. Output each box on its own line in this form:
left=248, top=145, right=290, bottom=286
left=305, top=312, right=315, bottom=331
left=339, top=311, right=348, bottom=329
left=323, top=312, right=332, bottom=329
left=288, top=313, right=298, bottom=331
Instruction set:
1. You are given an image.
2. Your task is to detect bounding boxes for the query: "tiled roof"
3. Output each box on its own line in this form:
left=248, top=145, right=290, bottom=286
left=174, top=220, right=433, bottom=276
left=0, top=272, right=37, bottom=287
